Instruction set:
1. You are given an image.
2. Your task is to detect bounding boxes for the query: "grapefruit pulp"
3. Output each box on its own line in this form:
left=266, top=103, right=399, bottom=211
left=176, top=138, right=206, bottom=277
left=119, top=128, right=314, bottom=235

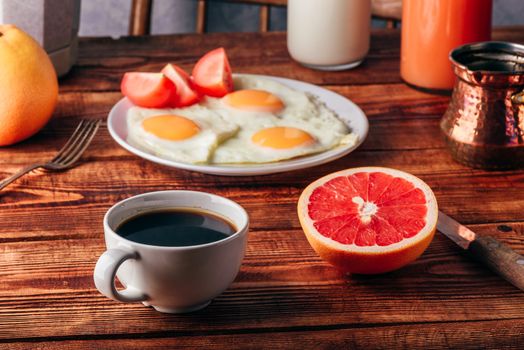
left=297, top=167, right=438, bottom=274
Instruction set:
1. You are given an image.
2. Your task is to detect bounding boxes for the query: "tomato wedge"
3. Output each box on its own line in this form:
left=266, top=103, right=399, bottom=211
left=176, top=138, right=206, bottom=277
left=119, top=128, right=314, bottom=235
left=121, top=72, right=177, bottom=108
left=192, top=47, right=234, bottom=98
left=161, top=64, right=200, bottom=107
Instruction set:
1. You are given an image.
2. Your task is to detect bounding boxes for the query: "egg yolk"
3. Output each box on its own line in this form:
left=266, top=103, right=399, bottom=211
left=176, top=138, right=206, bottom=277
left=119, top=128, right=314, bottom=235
left=223, top=89, right=285, bottom=113
left=251, top=127, right=315, bottom=149
left=142, top=114, right=200, bottom=140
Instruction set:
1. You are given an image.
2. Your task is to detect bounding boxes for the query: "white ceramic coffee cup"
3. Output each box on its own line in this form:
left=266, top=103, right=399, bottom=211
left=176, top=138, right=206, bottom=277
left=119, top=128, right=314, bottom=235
left=93, top=190, right=249, bottom=313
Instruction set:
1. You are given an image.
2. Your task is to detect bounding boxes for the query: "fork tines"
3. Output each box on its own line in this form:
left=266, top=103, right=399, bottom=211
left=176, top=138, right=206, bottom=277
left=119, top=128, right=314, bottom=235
left=51, top=119, right=101, bottom=167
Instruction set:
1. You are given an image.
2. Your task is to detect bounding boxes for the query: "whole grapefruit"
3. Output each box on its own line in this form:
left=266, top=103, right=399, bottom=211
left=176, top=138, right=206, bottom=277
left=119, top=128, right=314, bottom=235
left=0, top=24, right=58, bottom=146
left=298, top=167, right=438, bottom=274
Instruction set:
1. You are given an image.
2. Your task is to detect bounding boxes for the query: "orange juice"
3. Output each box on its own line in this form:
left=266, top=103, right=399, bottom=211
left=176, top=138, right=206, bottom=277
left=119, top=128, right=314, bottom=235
left=401, top=0, right=492, bottom=91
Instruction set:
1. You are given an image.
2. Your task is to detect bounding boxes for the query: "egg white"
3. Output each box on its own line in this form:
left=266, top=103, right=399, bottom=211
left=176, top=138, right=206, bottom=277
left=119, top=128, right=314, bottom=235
left=204, top=75, right=311, bottom=121
left=126, top=105, right=238, bottom=164
left=204, top=75, right=356, bottom=164
left=125, top=75, right=357, bottom=165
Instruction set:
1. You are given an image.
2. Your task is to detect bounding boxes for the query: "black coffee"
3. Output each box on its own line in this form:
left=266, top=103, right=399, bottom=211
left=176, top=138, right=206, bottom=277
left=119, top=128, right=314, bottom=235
left=116, top=209, right=236, bottom=247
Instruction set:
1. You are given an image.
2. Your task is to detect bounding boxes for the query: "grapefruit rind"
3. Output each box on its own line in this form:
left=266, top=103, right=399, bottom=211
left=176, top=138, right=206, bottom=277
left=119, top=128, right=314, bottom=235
left=297, top=167, right=438, bottom=274
left=0, top=25, right=58, bottom=146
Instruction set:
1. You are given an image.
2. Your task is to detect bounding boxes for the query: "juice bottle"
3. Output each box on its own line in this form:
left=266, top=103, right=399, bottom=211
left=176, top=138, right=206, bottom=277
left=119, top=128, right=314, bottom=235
left=401, top=0, right=492, bottom=91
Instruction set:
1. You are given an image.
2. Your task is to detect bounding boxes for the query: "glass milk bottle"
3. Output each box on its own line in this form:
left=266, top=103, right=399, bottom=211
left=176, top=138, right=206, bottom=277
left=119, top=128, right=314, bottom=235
left=287, top=0, right=371, bottom=71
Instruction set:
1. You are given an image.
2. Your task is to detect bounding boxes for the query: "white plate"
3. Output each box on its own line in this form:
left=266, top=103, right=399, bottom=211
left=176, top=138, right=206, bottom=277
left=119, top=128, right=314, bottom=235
left=107, top=74, right=368, bottom=176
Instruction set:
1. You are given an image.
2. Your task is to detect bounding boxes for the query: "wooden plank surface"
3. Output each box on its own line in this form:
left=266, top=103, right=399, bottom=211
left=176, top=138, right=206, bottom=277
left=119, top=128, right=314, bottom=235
left=0, top=28, right=523, bottom=349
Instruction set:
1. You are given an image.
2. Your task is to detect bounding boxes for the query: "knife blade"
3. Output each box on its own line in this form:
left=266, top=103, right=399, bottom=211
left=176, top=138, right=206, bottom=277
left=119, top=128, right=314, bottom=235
left=437, top=211, right=524, bottom=291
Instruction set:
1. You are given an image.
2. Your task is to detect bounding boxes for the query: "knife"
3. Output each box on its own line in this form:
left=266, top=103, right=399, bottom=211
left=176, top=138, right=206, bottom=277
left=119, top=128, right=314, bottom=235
left=437, top=211, right=524, bottom=291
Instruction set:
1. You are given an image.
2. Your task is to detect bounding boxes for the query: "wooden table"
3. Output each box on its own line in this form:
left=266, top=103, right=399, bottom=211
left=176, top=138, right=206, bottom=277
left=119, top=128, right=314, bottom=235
left=1, top=27, right=523, bottom=349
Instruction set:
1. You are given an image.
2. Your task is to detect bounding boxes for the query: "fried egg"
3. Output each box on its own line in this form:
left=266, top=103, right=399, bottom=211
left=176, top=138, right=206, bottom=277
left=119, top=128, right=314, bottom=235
left=209, top=119, right=354, bottom=164
left=223, top=89, right=285, bottom=113
left=205, top=75, right=312, bottom=120
left=205, top=75, right=356, bottom=164
left=126, top=75, right=357, bottom=165
left=126, top=105, right=238, bottom=164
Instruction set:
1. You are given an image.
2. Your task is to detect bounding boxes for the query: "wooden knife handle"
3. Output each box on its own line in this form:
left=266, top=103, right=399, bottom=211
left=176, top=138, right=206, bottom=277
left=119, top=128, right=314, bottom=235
left=468, top=235, right=524, bottom=291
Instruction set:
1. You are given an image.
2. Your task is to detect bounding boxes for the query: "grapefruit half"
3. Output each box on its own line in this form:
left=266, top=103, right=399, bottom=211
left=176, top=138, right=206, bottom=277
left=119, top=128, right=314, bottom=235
left=297, top=167, right=438, bottom=274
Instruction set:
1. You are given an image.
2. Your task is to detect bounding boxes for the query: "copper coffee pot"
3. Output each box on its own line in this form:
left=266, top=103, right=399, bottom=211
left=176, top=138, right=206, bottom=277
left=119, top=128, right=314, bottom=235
left=441, top=42, right=524, bottom=169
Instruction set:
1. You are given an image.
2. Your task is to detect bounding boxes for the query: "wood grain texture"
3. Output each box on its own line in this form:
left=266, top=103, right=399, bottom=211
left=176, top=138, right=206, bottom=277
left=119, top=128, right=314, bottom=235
left=61, top=31, right=403, bottom=93
left=62, top=28, right=522, bottom=93
left=0, top=230, right=523, bottom=340
left=3, top=320, right=524, bottom=349
left=0, top=28, right=523, bottom=349
left=467, top=235, right=524, bottom=291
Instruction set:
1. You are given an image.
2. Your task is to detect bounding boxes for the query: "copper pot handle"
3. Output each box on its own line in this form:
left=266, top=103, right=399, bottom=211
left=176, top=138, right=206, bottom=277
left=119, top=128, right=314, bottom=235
left=511, top=89, right=524, bottom=105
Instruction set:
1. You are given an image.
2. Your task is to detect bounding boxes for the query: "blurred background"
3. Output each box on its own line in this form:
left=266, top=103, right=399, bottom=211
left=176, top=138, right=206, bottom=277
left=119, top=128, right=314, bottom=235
left=79, top=0, right=524, bottom=37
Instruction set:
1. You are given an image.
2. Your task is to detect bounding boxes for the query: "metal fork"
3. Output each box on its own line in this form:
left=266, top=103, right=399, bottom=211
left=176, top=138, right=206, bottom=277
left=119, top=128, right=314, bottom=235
left=0, top=119, right=101, bottom=191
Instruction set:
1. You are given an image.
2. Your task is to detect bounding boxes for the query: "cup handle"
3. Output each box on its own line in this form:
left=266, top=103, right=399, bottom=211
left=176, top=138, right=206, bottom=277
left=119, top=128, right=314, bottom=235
left=93, top=248, right=147, bottom=303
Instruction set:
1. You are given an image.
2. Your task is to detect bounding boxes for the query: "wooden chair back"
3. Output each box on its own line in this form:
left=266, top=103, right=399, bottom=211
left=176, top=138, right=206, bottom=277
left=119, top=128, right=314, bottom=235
left=129, top=0, right=287, bottom=36
left=129, top=0, right=403, bottom=36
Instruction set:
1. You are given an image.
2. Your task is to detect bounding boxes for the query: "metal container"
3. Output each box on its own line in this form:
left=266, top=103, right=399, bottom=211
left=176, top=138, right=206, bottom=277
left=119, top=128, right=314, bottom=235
left=0, top=0, right=81, bottom=77
left=441, top=41, right=524, bottom=169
